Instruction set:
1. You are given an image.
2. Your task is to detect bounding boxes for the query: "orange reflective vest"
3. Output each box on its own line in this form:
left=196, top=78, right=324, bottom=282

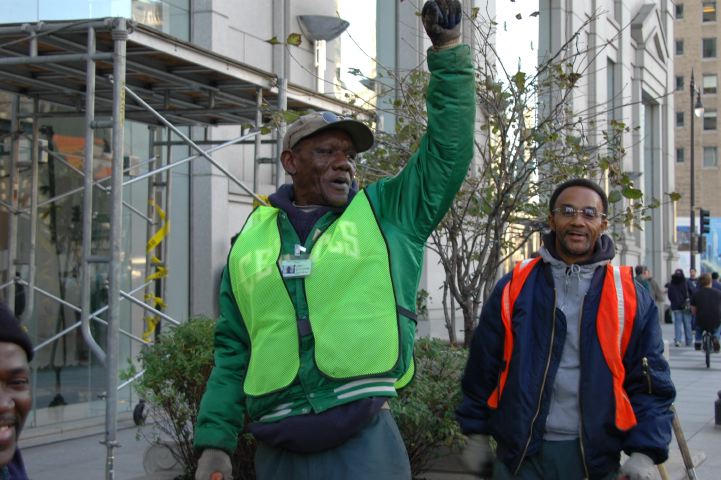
left=487, top=257, right=639, bottom=431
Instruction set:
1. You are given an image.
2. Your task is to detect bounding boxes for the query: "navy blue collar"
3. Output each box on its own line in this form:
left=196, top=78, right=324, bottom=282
left=268, top=183, right=359, bottom=244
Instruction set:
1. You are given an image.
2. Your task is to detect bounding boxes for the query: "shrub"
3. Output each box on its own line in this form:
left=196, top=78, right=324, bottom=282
left=390, top=337, right=468, bottom=479
left=127, top=316, right=256, bottom=479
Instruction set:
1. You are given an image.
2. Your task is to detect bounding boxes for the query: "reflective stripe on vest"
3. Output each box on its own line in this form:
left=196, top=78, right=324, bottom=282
left=597, top=264, right=638, bottom=431
left=228, top=191, right=401, bottom=396
left=488, top=259, right=638, bottom=431
left=488, top=257, right=542, bottom=408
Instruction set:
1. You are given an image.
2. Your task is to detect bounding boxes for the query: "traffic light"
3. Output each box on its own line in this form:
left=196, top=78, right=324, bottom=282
left=699, top=235, right=707, bottom=254
left=700, top=208, right=711, bottom=235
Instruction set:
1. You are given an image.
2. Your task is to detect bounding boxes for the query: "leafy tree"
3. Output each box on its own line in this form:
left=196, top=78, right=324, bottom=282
left=357, top=11, right=677, bottom=346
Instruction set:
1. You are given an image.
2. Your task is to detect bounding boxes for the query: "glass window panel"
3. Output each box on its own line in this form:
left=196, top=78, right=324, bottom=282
left=703, top=74, right=717, bottom=94
left=676, top=111, right=685, bottom=127
left=677, top=148, right=685, bottom=163
left=703, top=146, right=718, bottom=167
left=704, top=109, right=717, bottom=130
left=0, top=94, right=189, bottom=428
left=676, top=4, right=684, bottom=19
left=703, top=38, right=717, bottom=58
left=676, top=39, right=684, bottom=55
left=703, top=1, right=717, bottom=22
left=132, top=0, right=190, bottom=41
left=676, top=75, right=685, bottom=91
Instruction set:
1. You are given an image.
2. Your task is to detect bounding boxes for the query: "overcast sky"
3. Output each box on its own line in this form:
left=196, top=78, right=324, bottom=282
left=495, top=0, right=540, bottom=75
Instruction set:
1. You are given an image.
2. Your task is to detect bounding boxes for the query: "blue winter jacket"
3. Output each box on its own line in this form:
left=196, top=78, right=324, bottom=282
left=457, top=259, right=676, bottom=479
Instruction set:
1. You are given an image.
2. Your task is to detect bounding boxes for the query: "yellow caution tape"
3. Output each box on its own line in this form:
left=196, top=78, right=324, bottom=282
left=146, top=199, right=170, bottom=253
left=253, top=194, right=270, bottom=209
left=146, top=266, right=168, bottom=281
left=144, top=294, right=167, bottom=309
left=143, top=315, right=160, bottom=342
left=143, top=199, right=170, bottom=341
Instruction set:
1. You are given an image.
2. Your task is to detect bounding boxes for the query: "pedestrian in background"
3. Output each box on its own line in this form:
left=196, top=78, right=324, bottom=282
left=634, top=265, right=650, bottom=291
left=711, top=271, right=721, bottom=290
left=667, top=269, right=693, bottom=347
left=642, top=266, right=666, bottom=325
left=687, top=268, right=701, bottom=347
left=192, top=2, right=475, bottom=479
left=688, top=267, right=699, bottom=294
left=457, top=179, right=675, bottom=480
left=690, top=273, right=721, bottom=352
left=0, top=302, right=33, bottom=480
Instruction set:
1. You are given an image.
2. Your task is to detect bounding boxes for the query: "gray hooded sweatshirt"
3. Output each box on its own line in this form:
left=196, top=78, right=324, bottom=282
left=539, top=234, right=613, bottom=440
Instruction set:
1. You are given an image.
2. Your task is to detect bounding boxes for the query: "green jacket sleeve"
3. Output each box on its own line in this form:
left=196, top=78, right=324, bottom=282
left=193, top=267, right=250, bottom=454
left=374, top=44, right=475, bottom=242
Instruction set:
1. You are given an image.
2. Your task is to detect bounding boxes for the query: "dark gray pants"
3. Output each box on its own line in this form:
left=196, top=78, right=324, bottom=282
left=492, top=440, right=618, bottom=480
left=255, top=409, right=411, bottom=480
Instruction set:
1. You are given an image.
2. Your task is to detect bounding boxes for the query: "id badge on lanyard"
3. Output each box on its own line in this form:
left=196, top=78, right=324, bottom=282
left=280, top=244, right=312, bottom=279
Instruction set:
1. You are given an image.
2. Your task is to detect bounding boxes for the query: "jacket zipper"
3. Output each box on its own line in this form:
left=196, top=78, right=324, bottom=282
left=514, top=289, right=557, bottom=474
left=576, top=296, right=589, bottom=479
left=642, top=357, right=652, bottom=394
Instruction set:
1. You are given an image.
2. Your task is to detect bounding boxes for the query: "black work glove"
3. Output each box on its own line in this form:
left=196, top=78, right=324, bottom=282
left=422, top=0, right=462, bottom=49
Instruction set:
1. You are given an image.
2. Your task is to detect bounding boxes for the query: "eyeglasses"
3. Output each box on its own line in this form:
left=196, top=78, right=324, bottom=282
left=552, top=205, right=606, bottom=220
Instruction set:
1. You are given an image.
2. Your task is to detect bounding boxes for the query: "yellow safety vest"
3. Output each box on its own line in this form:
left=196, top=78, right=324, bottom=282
left=228, top=191, right=401, bottom=397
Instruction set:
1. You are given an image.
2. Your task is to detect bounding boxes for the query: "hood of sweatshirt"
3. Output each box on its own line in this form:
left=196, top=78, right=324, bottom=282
left=539, top=232, right=614, bottom=440
left=268, top=181, right=359, bottom=243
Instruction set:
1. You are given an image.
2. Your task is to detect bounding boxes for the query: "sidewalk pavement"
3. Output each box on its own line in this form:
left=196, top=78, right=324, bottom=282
left=19, top=321, right=721, bottom=480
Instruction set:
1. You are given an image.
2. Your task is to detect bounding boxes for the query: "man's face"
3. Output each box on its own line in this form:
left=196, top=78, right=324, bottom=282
left=548, top=186, right=608, bottom=264
left=281, top=130, right=357, bottom=207
left=690, top=268, right=697, bottom=279
left=0, top=342, right=30, bottom=468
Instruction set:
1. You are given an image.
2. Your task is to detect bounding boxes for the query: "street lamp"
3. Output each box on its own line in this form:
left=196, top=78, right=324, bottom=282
left=690, top=70, right=704, bottom=269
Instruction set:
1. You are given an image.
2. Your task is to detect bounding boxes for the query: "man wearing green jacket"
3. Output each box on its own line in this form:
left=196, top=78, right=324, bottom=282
left=194, top=1, right=474, bottom=478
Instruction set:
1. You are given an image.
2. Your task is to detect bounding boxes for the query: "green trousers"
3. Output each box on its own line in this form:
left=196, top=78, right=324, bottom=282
left=254, top=410, right=411, bottom=480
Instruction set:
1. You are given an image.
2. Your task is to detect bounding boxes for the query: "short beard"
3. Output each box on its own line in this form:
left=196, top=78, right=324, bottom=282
left=558, top=235, right=593, bottom=260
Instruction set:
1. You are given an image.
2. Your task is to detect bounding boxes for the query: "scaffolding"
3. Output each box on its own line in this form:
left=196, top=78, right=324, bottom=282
left=0, top=17, right=363, bottom=479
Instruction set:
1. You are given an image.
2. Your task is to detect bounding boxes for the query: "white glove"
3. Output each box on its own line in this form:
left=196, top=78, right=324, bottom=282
left=618, top=452, right=655, bottom=480
left=195, top=448, right=232, bottom=480
left=461, top=434, right=494, bottom=477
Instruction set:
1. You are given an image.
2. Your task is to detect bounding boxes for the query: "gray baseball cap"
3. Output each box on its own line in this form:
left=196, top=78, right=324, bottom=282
left=282, top=111, right=374, bottom=152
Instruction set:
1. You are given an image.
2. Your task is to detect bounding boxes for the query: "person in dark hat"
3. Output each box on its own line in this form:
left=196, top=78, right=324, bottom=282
left=0, top=302, right=33, bottom=480
left=193, top=1, right=474, bottom=478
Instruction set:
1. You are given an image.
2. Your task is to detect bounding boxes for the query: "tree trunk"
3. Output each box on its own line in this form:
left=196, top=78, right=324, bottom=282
left=442, top=282, right=457, bottom=344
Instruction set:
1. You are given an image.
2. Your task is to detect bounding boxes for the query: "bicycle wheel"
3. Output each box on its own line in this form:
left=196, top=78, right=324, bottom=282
left=705, top=333, right=711, bottom=368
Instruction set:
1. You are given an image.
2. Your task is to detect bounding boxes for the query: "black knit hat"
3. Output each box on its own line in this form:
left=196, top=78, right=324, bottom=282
left=0, top=302, right=34, bottom=361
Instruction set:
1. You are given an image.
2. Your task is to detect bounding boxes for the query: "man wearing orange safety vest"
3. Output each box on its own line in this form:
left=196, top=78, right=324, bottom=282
left=457, top=179, right=676, bottom=480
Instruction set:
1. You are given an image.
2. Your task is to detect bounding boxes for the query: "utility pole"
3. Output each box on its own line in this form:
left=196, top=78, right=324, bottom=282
left=690, top=71, right=696, bottom=270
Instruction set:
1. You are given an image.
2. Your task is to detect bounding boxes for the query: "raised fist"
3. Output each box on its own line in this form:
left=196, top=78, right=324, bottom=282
left=422, top=0, right=462, bottom=49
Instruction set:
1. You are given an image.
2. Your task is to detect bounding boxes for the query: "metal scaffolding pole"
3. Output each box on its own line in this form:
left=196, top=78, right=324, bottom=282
left=122, top=132, right=260, bottom=188
left=253, top=88, right=263, bottom=193
left=160, top=125, right=172, bottom=328
left=26, top=97, right=39, bottom=323
left=123, top=86, right=267, bottom=206
left=276, top=78, right=287, bottom=189
left=105, top=17, right=127, bottom=480
left=80, top=25, right=107, bottom=364
left=6, top=96, right=19, bottom=309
